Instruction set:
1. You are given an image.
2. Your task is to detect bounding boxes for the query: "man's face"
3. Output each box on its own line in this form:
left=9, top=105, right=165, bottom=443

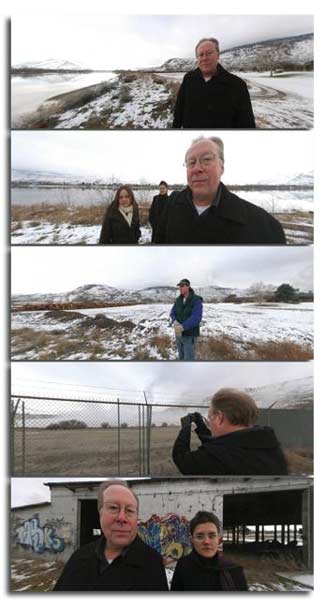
left=179, top=284, right=190, bottom=297
left=99, top=485, right=138, bottom=550
left=159, top=184, right=168, bottom=195
left=191, top=522, right=220, bottom=558
left=186, top=140, right=224, bottom=201
left=196, top=41, right=219, bottom=77
left=207, top=406, right=221, bottom=436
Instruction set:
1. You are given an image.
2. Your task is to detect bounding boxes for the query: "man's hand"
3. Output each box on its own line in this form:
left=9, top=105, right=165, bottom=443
left=180, top=413, right=194, bottom=428
left=192, top=412, right=209, bottom=430
left=173, top=321, right=183, bottom=337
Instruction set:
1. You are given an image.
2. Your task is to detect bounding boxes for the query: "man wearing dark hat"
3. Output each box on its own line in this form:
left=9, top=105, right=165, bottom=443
left=170, top=279, right=203, bottom=360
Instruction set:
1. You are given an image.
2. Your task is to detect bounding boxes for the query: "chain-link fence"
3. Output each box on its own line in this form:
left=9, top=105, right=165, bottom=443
left=11, top=395, right=312, bottom=477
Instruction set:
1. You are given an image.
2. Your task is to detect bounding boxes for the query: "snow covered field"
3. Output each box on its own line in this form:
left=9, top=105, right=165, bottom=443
left=11, top=302, right=313, bottom=361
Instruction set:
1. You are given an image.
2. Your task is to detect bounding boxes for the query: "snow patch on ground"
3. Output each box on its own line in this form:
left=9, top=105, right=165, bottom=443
left=11, top=302, right=313, bottom=361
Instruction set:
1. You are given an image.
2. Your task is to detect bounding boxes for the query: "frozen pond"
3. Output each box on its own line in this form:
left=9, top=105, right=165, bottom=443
left=11, top=72, right=116, bottom=126
left=11, top=186, right=313, bottom=213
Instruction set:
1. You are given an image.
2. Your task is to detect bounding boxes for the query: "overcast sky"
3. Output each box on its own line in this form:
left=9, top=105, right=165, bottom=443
left=11, top=130, right=313, bottom=185
left=11, top=15, right=313, bottom=70
left=11, top=246, right=313, bottom=295
left=11, top=361, right=313, bottom=403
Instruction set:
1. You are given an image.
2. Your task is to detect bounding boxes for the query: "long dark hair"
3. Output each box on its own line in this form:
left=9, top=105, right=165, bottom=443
left=110, top=185, right=138, bottom=211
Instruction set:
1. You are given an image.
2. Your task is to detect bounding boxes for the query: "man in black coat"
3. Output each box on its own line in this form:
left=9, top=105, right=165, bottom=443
left=53, top=481, right=168, bottom=591
left=172, top=388, right=288, bottom=476
left=172, top=38, right=255, bottom=129
left=171, top=511, right=248, bottom=591
left=155, top=136, right=286, bottom=244
left=149, top=180, right=169, bottom=243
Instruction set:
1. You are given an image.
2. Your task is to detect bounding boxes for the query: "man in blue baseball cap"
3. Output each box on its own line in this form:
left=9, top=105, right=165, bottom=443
left=170, top=279, right=203, bottom=360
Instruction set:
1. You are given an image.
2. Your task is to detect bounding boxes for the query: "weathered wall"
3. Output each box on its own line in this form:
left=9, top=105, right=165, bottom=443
left=11, top=477, right=313, bottom=564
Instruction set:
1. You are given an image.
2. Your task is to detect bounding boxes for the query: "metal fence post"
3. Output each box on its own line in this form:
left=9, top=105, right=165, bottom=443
left=117, top=398, right=120, bottom=476
left=22, top=400, right=26, bottom=476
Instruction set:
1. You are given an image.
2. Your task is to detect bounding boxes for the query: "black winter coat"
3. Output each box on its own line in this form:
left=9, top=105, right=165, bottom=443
left=172, top=424, right=288, bottom=476
left=53, top=535, right=168, bottom=591
left=149, top=193, right=169, bottom=243
left=171, top=550, right=248, bottom=591
left=172, top=65, right=256, bottom=129
left=99, top=206, right=141, bottom=244
left=155, top=183, right=286, bottom=244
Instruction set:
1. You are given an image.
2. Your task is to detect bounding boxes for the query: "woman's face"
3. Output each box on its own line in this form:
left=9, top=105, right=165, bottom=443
left=191, top=522, right=220, bottom=558
left=159, top=184, right=168, bottom=195
left=118, top=189, right=132, bottom=208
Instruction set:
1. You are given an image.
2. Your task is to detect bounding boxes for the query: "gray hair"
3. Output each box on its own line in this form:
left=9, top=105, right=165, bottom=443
left=97, top=480, right=139, bottom=512
left=188, top=136, right=224, bottom=163
left=195, top=38, right=220, bottom=57
left=211, top=388, right=259, bottom=427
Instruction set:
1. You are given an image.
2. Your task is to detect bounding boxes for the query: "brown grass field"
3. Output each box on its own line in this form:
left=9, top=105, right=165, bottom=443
left=12, top=427, right=313, bottom=477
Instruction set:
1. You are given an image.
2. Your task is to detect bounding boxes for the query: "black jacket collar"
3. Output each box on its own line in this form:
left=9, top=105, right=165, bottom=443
left=184, top=183, right=247, bottom=225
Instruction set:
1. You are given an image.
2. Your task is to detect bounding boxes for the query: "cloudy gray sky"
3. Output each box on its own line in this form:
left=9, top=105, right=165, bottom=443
left=11, top=246, right=313, bottom=295
left=11, top=130, right=313, bottom=185
left=11, top=14, right=313, bottom=70
left=11, top=361, right=313, bottom=404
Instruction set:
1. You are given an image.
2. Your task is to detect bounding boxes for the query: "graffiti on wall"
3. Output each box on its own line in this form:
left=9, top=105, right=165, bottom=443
left=15, top=515, right=65, bottom=554
left=138, top=513, right=191, bottom=562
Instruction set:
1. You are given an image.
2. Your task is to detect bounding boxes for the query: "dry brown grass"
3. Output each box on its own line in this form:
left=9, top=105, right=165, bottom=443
left=197, top=336, right=243, bottom=360
left=12, top=202, right=151, bottom=227
left=11, top=203, right=108, bottom=226
left=251, top=341, right=313, bottom=361
left=12, top=425, right=310, bottom=478
left=149, top=334, right=173, bottom=359
left=285, top=448, right=313, bottom=474
left=197, top=336, right=313, bottom=361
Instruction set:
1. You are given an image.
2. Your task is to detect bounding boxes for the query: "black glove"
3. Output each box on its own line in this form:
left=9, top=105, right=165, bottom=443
left=192, top=412, right=208, bottom=430
left=180, top=413, right=195, bottom=428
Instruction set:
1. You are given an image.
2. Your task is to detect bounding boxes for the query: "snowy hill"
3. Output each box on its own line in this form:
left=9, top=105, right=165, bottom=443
left=12, top=58, right=88, bottom=71
left=12, top=283, right=256, bottom=306
left=156, top=33, right=313, bottom=72
left=248, top=376, right=313, bottom=409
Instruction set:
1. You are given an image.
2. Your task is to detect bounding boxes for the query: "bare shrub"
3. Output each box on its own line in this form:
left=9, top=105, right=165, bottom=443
left=150, top=334, right=173, bottom=358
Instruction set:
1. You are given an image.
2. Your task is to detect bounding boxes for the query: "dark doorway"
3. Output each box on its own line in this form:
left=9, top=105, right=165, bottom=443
left=79, top=499, right=101, bottom=547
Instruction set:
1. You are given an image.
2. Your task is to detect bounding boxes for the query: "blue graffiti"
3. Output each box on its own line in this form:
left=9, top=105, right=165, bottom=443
left=15, top=515, right=65, bottom=554
left=138, top=514, right=191, bottom=561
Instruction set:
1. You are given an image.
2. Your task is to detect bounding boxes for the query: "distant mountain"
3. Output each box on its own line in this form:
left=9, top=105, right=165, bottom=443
left=12, top=283, right=257, bottom=307
left=11, top=168, right=91, bottom=185
left=12, top=58, right=88, bottom=71
left=156, top=33, right=313, bottom=72
left=248, top=376, right=313, bottom=410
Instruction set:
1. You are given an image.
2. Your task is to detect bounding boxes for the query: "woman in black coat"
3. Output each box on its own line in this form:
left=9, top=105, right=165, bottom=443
left=171, top=511, right=248, bottom=591
left=99, top=185, right=141, bottom=244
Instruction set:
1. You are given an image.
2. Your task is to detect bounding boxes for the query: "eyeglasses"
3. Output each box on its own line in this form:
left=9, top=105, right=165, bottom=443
left=197, top=50, right=216, bottom=59
left=184, top=153, right=219, bottom=169
left=102, top=503, right=137, bottom=518
left=192, top=532, right=219, bottom=541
